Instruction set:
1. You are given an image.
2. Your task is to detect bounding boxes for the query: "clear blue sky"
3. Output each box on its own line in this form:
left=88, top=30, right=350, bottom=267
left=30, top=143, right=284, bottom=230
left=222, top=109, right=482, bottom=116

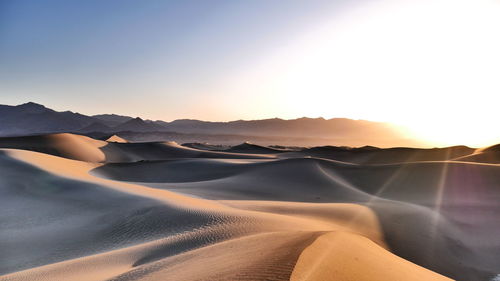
left=1, top=0, right=499, bottom=146
left=0, top=0, right=346, bottom=119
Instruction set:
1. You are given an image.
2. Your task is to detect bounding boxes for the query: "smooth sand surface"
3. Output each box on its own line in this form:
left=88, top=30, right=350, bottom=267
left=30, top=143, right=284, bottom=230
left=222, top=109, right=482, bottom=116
left=106, top=135, right=129, bottom=143
left=290, top=232, right=448, bottom=281
left=1, top=133, right=499, bottom=281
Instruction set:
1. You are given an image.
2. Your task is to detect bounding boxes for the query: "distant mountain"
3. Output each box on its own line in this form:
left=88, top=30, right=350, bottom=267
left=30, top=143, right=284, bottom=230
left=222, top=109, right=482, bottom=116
left=113, top=117, right=165, bottom=132
left=0, top=102, right=51, bottom=118
left=0, top=102, right=419, bottom=147
left=159, top=117, right=399, bottom=140
left=0, top=102, right=49, bottom=115
left=78, top=122, right=112, bottom=133
left=0, top=102, right=97, bottom=136
left=92, top=114, right=133, bottom=127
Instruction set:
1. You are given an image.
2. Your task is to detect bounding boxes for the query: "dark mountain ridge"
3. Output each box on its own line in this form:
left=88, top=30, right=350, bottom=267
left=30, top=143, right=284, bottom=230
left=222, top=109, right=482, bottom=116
left=0, top=102, right=418, bottom=147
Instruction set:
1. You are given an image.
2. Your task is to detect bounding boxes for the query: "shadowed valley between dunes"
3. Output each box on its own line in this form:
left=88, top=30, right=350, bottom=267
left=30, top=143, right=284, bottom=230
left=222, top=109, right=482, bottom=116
left=0, top=133, right=499, bottom=281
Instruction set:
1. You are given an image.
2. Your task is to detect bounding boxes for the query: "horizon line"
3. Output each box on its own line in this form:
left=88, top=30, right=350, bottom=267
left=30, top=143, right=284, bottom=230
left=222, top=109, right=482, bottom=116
left=5, top=101, right=388, bottom=124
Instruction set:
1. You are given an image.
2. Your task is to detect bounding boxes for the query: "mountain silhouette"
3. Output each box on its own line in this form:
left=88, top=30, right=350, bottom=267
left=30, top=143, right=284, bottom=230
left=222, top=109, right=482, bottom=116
left=0, top=102, right=417, bottom=147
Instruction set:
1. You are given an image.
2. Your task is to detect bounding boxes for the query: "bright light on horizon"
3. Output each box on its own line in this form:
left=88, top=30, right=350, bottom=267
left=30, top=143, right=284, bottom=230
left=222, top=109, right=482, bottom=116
left=2, top=0, right=499, bottom=147
left=221, top=0, right=500, bottom=147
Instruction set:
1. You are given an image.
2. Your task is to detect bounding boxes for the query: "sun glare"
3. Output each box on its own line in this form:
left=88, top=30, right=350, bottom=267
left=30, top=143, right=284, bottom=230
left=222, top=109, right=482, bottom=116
left=233, top=0, right=500, bottom=147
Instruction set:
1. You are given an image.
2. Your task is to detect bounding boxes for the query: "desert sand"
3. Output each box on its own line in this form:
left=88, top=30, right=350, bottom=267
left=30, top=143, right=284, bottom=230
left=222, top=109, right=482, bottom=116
left=0, top=133, right=499, bottom=281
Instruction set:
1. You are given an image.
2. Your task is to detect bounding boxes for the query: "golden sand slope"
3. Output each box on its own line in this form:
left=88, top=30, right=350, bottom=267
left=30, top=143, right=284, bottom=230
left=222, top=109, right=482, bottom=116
left=0, top=148, right=454, bottom=281
left=106, top=135, right=129, bottom=143
left=291, top=232, right=450, bottom=281
left=0, top=133, right=106, bottom=162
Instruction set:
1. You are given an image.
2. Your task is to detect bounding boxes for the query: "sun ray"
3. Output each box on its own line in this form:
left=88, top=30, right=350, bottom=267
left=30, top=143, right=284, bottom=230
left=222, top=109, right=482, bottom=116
left=428, top=149, right=452, bottom=260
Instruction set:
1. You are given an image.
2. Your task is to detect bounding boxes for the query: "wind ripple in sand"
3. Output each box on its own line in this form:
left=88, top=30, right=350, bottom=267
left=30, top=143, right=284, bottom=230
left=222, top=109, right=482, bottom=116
left=1, top=134, right=499, bottom=281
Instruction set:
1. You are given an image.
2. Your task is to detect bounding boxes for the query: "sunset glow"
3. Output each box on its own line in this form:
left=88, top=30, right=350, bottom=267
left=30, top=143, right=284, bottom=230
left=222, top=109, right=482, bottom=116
left=229, top=0, right=500, bottom=147
left=2, top=2, right=500, bottom=280
left=1, top=0, right=499, bottom=147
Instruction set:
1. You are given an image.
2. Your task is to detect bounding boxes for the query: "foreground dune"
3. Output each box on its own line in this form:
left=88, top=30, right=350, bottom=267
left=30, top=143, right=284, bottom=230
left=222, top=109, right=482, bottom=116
left=1, top=133, right=499, bottom=281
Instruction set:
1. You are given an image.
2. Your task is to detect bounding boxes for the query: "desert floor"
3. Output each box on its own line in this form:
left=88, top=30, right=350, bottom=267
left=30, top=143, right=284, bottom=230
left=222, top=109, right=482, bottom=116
left=1, top=133, right=499, bottom=281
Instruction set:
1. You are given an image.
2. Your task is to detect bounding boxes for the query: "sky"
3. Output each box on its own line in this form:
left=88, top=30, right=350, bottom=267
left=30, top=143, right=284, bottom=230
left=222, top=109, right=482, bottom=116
left=1, top=0, right=499, bottom=146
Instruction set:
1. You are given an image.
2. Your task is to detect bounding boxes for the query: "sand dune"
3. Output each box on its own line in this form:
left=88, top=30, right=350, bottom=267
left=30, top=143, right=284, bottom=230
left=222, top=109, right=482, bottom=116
left=1, top=133, right=499, bottom=281
left=106, top=135, right=129, bottom=143
left=284, top=145, right=475, bottom=164
left=291, top=232, right=449, bottom=281
left=224, top=142, right=286, bottom=154
left=452, top=145, right=500, bottom=164
left=0, top=133, right=106, bottom=162
left=0, top=133, right=275, bottom=163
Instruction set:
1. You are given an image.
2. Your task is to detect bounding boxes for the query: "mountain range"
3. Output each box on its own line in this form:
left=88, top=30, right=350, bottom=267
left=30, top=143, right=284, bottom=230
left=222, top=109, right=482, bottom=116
left=0, top=102, right=420, bottom=147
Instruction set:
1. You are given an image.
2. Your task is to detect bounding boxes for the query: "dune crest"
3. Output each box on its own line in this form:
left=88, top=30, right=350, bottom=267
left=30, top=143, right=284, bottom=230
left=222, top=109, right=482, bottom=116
left=290, top=232, right=452, bottom=281
left=106, top=135, right=128, bottom=143
left=1, top=134, right=499, bottom=281
left=0, top=133, right=106, bottom=162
